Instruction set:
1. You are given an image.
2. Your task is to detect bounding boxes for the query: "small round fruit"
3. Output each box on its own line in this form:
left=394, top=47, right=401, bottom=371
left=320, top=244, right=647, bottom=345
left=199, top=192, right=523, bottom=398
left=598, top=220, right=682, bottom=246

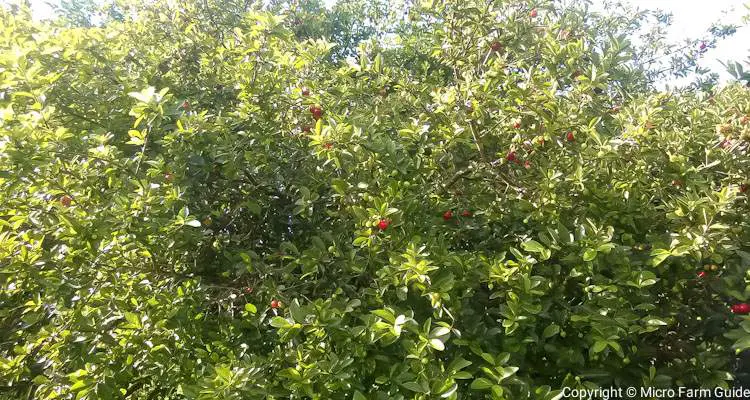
left=697, top=271, right=707, bottom=278
left=377, top=219, right=391, bottom=231
left=244, top=287, right=253, bottom=294
left=324, top=143, right=333, bottom=150
left=513, top=121, right=521, bottom=129
left=709, top=264, right=719, bottom=271
left=490, top=41, right=502, bottom=52
left=301, top=87, right=310, bottom=96
left=309, top=105, right=323, bottom=120
left=730, top=303, right=750, bottom=315
left=506, top=151, right=516, bottom=162
left=461, top=210, right=472, bottom=217
left=302, top=126, right=311, bottom=133
left=60, top=195, right=72, bottom=207
left=443, top=210, right=453, bottom=221
left=181, top=100, right=190, bottom=110
left=524, top=160, right=531, bottom=169
left=270, top=299, right=280, bottom=309
left=566, top=131, right=575, bottom=142
left=530, top=8, right=538, bottom=18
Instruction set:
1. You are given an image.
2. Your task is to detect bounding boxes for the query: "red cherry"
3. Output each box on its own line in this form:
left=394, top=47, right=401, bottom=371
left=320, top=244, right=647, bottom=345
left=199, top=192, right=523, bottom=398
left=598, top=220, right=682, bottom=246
left=270, top=299, right=280, bottom=309
left=524, top=160, right=531, bottom=169
left=730, top=303, right=750, bottom=315
left=513, top=122, right=521, bottom=129
left=506, top=151, right=516, bottom=162
left=60, top=195, right=72, bottom=207
left=302, top=126, right=311, bottom=133
left=181, top=100, right=190, bottom=110
left=530, top=8, right=538, bottom=18
left=309, top=105, right=323, bottom=120
left=740, top=184, right=748, bottom=193
left=566, top=131, right=575, bottom=142
left=302, top=87, right=310, bottom=96
left=461, top=210, right=472, bottom=217
left=244, top=287, right=253, bottom=294
left=377, top=219, right=391, bottom=231
left=442, top=210, right=453, bottom=221
left=490, top=41, right=502, bottom=52
left=697, top=271, right=707, bottom=279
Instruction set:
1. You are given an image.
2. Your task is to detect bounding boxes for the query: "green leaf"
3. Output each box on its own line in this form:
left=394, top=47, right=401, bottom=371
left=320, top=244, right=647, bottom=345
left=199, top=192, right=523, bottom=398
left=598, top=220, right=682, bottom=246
left=592, top=340, right=607, bottom=353
left=543, top=324, right=560, bottom=338
left=184, top=219, right=201, bottom=227
left=583, top=248, right=597, bottom=261
left=401, top=381, right=425, bottom=393
left=270, top=317, right=292, bottom=328
left=650, top=248, right=671, bottom=266
left=522, top=240, right=546, bottom=254
left=470, top=378, right=494, bottom=390
left=244, top=303, right=257, bottom=314
left=429, top=338, right=445, bottom=351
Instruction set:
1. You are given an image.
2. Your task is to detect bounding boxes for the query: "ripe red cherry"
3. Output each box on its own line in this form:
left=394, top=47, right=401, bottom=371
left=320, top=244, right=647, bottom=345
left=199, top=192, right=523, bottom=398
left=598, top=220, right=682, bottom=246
left=730, top=303, right=750, bottom=315
left=513, top=122, right=521, bottom=129
left=181, top=100, right=190, bottom=110
left=506, top=151, right=516, bottom=162
left=60, top=195, right=72, bottom=207
left=377, top=219, right=391, bottom=231
left=530, top=8, right=538, bottom=18
left=443, top=210, right=453, bottom=221
left=697, top=271, right=707, bottom=279
left=566, top=131, right=575, bottom=142
left=490, top=41, right=502, bottom=52
left=302, top=126, right=311, bottom=133
left=302, top=87, right=310, bottom=96
left=740, top=184, right=748, bottom=193
left=461, top=210, right=472, bottom=217
left=270, top=299, right=280, bottom=309
left=309, top=105, right=323, bottom=120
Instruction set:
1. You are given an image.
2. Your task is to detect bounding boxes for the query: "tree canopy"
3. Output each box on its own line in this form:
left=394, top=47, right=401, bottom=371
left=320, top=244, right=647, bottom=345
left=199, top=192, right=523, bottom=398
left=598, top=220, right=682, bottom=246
left=1, top=0, right=750, bottom=398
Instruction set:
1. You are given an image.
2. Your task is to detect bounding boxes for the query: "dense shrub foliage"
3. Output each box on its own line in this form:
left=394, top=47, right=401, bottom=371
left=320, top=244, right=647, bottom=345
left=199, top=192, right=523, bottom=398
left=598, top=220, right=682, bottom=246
left=1, top=0, right=750, bottom=398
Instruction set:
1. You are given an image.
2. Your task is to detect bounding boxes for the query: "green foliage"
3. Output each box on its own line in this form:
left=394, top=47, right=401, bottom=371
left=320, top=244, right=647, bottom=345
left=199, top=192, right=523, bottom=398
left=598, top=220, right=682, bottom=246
left=1, top=0, right=750, bottom=398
